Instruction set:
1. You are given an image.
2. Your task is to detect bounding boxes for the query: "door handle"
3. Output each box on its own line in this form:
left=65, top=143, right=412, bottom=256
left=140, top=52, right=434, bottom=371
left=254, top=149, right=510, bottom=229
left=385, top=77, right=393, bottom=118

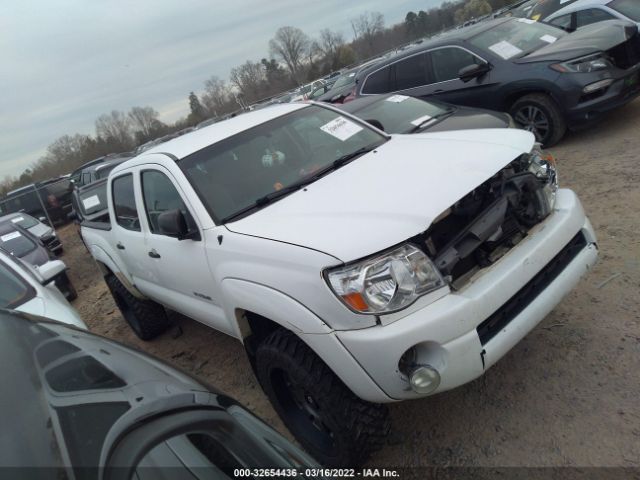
left=148, top=249, right=161, bottom=259
left=433, top=89, right=445, bottom=94
left=116, top=242, right=125, bottom=250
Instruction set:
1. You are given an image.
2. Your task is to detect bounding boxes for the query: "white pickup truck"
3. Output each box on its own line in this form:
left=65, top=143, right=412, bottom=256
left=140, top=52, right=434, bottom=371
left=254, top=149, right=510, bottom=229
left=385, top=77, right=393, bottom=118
left=80, top=102, right=598, bottom=467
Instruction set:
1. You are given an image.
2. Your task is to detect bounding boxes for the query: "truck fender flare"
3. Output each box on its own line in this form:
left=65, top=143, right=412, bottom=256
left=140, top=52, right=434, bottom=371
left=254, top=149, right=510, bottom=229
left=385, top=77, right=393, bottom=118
left=89, top=245, right=147, bottom=300
left=221, top=278, right=333, bottom=336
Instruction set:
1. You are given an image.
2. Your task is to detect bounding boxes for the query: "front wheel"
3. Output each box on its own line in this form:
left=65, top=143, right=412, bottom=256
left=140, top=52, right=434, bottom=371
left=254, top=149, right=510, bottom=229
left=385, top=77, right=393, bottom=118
left=255, top=329, right=389, bottom=467
left=510, top=93, right=566, bottom=147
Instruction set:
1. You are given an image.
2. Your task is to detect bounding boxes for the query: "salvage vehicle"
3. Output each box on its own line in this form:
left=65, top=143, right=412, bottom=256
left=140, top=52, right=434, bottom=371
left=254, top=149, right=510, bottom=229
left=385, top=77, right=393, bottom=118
left=351, top=17, right=640, bottom=146
left=0, top=222, right=77, bottom=301
left=0, top=309, right=320, bottom=479
left=542, top=0, right=640, bottom=30
left=338, top=93, right=514, bottom=133
left=0, top=250, right=85, bottom=328
left=79, top=103, right=598, bottom=466
left=0, top=212, right=63, bottom=255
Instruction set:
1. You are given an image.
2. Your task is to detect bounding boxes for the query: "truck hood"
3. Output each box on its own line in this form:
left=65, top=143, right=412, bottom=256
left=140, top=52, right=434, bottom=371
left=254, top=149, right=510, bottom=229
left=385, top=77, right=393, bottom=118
left=516, top=20, right=638, bottom=63
left=226, top=129, right=535, bottom=262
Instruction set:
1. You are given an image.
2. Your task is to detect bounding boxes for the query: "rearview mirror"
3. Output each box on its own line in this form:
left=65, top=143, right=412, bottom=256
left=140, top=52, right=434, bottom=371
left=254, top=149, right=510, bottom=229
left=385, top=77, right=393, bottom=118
left=459, top=62, right=491, bottom=83
left=36, top=260, right=66, bottom=285
left=157, top=209, right=199, bottom=241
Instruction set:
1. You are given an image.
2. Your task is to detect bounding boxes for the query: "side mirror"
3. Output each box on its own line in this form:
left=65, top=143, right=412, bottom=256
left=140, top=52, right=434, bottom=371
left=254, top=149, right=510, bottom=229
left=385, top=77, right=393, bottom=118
left=458, top=62, right=491, bottom=83
left=36, top=260, right=66, bottom=285
left=157, top=209, right=199, bottom=241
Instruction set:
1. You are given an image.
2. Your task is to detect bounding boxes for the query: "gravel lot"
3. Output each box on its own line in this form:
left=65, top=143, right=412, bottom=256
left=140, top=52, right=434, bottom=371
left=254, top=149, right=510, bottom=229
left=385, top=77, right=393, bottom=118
left=59, top=99, right=640, bottom=468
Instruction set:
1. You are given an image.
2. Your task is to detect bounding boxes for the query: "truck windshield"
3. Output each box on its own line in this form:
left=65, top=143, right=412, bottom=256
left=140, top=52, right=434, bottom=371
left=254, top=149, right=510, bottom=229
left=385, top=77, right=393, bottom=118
left=470, top=19, right=567, bottom=59
left=9, top=214, right=40, bottom=229
left=179, top=105, right=387, bottom=223
left=0, top=229, right=36, bottom=257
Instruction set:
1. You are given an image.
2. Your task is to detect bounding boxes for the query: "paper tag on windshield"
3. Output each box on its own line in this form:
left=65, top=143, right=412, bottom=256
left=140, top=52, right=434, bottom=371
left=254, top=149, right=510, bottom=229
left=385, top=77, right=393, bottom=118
left=518, top=18, right=536, bottom=24
left=540, top=34, right=557, bottom=43
left=10, top=216, right=24, bottom=223
left=1, top=231, right=21, bottom=242
left=411, top=114, right=433, bottom=126
left=488, top=41, right=523, bottom=59
left=82, top=195, right=101, bottom=209
left=386, top=94, right=409, bottom=103
left=320, top=116, right=363, bottom=141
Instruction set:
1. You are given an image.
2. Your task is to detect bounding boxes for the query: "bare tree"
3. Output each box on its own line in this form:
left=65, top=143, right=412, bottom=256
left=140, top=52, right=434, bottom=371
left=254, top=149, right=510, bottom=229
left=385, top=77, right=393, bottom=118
left=319, top=29, right=346, bottom=70
left=269, top=26, right=310, bottom=83
left=128, top=106, right=165, bottom=143
left=229, top=61, right=265, bottom=102
left=201, top=76, right=231, bottom=116
left=95, top=110, right=133, bottom=150
left=351, top=11, right=385, bottom=57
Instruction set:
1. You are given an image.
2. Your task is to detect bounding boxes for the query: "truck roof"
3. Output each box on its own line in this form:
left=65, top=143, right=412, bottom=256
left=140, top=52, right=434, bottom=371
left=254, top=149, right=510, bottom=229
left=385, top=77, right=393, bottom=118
left=143, top=103, right=307, bottom=160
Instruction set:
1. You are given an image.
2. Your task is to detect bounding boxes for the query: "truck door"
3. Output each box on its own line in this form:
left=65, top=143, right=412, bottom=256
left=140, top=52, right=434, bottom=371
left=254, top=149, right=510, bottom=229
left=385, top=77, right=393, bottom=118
left=110, top=172, right=161, bottom=297
left=137, top=166, right=231, bottom=335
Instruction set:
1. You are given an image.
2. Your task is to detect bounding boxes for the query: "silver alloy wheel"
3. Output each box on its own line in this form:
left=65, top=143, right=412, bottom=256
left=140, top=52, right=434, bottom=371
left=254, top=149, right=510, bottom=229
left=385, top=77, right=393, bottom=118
left=514, top=105, right=550, bottom=142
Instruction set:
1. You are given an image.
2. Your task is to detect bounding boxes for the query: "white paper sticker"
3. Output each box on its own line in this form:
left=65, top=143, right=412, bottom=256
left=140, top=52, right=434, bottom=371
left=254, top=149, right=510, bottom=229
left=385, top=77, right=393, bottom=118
left=518, top=18, right=536, bottom=24
left=10, top=216, right=24, bottom=223
left=540, top=34, right=557, bottom=43
left=1, top=231, right=21, bottom=242
left=410, top=114, right=433, bottom=126
left=82, top=195, right=101, bottom=209
left=488, top=40, right=523, bottom=60
left=386, top=94, right=409, bottom=103
left=320, top=116, right=363, bottom=141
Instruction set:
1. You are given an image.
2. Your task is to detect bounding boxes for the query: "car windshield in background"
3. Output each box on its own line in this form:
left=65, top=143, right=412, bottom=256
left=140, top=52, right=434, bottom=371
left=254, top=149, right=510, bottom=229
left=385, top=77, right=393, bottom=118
left=332, top=72, right=356, bottom=89
left=0, top=229, right=36, bottom=257
left=9, top=214, right=39, bottom=229
left=179, top=105, right=386, bottom=223
left=610, top=0, right=640, bottom=21
left=79, top=183, right=108, bottom=216
left=470, top=19, right=567, bottom=59
left=350, top=96, right=453, bottom=133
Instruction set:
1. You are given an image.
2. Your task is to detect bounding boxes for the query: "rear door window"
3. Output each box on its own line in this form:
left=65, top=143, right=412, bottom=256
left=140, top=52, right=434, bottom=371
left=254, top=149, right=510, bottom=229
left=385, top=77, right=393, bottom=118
left=430, top=47, right=482, bottom=83
left=395, top=53, right=430, bottom=90
left=112, top=174, right=140, bottom=231
left=362, top=66, right=392, bottom=94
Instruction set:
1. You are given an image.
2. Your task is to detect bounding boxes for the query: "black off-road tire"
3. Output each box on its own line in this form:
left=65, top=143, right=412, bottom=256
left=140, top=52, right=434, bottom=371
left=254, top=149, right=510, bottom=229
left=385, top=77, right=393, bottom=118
left=105, top=274, right=171, bottom=340
left=510, top=93, right=567, bottom=147
left=255, top=328, right=390, bottom=467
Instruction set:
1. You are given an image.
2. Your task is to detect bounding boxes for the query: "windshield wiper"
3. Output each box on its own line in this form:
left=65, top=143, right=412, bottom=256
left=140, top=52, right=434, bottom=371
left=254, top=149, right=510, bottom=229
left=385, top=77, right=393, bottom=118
left=220, top=146, right=376, bottom=223
left=408, top=110, right=455, bottom=133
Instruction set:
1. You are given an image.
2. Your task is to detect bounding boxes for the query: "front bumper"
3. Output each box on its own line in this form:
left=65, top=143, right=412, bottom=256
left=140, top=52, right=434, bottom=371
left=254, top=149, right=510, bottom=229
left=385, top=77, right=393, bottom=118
left=336, top=189, right=597, bottom=401
left=561, top=65, right=640, bottom=125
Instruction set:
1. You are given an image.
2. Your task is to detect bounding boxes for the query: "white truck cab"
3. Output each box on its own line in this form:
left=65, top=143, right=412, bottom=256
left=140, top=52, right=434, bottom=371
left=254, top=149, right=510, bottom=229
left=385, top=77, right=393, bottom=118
left=80, top=102, right=597, bottom=467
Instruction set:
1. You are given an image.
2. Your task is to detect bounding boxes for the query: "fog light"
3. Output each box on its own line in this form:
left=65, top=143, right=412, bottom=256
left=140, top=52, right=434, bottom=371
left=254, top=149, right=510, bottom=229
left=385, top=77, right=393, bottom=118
left=409, top=365, right=441, bottom=394
left=583, top=79, right=613, bottom=94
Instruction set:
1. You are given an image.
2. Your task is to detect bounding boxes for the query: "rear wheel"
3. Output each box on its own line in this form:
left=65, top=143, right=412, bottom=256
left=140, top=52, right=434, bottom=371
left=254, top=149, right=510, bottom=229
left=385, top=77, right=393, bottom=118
left=255, top=328, right=389, bottom=467
left=105, top=274, right=171, bottom=340
left=510, top=93, right=566, bottom=147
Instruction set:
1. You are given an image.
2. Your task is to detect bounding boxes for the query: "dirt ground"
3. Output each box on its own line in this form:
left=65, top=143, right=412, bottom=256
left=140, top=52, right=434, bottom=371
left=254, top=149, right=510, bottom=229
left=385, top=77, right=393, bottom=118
left=58, top=99, right=640, bottom=468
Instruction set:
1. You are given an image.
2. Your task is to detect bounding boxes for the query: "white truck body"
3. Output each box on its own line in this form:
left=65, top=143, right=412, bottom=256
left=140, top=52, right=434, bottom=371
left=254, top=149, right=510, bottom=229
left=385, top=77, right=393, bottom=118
left=80, top=102, right=597, bottom=404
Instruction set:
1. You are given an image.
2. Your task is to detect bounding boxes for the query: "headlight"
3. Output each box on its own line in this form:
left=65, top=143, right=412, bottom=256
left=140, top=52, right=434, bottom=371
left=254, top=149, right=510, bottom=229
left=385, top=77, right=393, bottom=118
left=325, top=244, right=445, bottom=314
left=551, top=53, right=614, bottom=73
left=528, top=144, right=558, bottom=215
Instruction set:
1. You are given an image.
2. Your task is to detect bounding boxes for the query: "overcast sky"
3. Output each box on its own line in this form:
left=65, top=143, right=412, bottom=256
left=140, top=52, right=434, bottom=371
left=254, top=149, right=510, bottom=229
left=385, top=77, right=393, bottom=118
left=1, top=0, right=441, bottom=179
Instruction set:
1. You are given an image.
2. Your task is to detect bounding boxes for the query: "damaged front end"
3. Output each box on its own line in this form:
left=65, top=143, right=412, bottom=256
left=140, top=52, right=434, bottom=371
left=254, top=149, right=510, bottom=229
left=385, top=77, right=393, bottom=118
left=416, top=146, right=557, bottom=289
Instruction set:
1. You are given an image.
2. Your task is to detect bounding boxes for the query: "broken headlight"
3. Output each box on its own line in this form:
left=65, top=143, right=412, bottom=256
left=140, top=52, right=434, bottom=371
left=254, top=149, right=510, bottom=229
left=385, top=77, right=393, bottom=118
left=527, top=144, right=558, bottom=216
left=325, top=244, right=445, bottom=314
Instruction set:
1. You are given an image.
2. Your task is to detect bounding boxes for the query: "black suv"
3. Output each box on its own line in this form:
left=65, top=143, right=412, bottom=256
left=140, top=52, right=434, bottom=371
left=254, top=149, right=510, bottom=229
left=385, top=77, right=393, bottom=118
left=353, top=17, right=640, bottom=146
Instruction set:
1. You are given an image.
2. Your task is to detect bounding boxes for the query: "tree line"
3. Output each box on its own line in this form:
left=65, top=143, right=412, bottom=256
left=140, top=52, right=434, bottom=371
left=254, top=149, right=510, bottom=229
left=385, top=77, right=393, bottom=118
left=1, top=0, right=519, bottom=195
